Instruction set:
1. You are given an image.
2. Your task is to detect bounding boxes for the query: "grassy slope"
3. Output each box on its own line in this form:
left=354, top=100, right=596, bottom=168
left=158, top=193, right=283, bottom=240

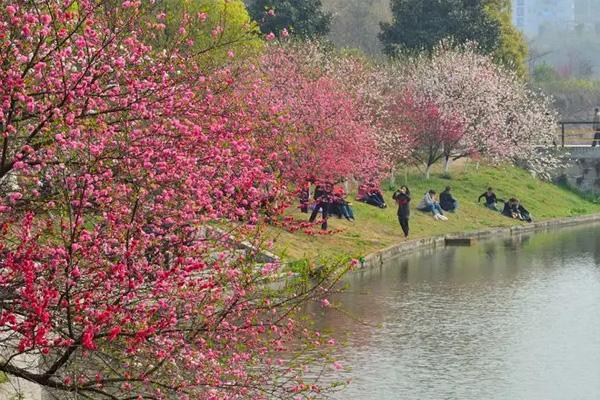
left=268, top=164, right=600, bottom=262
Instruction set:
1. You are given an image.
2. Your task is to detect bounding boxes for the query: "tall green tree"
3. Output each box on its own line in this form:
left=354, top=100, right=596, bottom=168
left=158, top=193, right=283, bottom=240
left=246, top=0, right=332, bottom=38
left=485, top=0, right=528, bottom=77
left=379, top=0, right=501, bottom=57
left=152, top=0, right=262, bottom=67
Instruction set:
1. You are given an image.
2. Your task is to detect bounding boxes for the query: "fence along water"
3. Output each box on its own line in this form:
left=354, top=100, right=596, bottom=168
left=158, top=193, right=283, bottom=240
left=558, top=121, right=600, bottom=147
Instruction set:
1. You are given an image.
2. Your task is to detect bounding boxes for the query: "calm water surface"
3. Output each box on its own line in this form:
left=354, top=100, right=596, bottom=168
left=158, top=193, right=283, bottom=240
left=313, top=224, right=600, bottom=400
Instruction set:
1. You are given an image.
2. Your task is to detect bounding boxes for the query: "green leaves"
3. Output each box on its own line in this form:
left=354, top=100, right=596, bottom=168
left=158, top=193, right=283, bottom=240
left=379, top=0, right=501, bottom=58
left=247, top=0, right=332, bottom=38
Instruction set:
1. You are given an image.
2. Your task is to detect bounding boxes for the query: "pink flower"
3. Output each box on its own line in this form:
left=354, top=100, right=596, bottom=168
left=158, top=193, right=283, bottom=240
left=6, top=5, right=16, bottom=17
left=82, top=326, right=96, bottom=350
left=7, top=192, right=22, bottom=203
left=211, top=26, right=223, bottom=38
left=332, top=361, right=343, bottom=370
left=265, top=32, right=276, bottom=41
left=108, top=326, right=121, bottom=341
left=267, top=9, right=276, bottom=16
left=40, top=14, right=51, bottom=26
left=65, top=113, right=75, bottom=126
left=281, top=28, right=289, bottom=38
left=71, top=267, right=81, bottom=279
left=114, top=57, right=126, bottom=69
left=320, top=299, right=331, bottom=308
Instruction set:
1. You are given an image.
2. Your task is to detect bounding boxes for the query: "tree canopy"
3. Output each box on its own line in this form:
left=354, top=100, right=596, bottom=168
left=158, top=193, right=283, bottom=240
left=379, top=0, right=501, bottom=57
left=246, top=0, right=332, bottom=38
left=485, top=0, right=528, bottom=77
left=153, top=0, right=262, bottom=66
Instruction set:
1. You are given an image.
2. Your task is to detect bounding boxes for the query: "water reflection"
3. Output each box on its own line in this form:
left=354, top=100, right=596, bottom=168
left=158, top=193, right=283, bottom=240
left=311, top=224, right=600, bottom=399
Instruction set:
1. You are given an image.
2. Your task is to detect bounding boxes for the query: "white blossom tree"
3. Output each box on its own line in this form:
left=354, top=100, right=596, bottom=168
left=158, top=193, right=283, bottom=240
left=393, top=42, right=558, bottom=174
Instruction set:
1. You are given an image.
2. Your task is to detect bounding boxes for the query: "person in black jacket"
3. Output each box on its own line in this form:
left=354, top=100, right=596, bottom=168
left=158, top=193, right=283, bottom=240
left=309, top=182, right=333, bottom=230
left=502, top=198, right=517, bottom=218
left=478, top=187, right=502, bottom=211
left=440, top=186, right=458, bottom=212
left=392, top=186, right=411, bottom=238
left=298, top=181, right=310, bottom=213
left=516, top=200, right=533, bottom=223
left=502, top=198, right=533, bottom=223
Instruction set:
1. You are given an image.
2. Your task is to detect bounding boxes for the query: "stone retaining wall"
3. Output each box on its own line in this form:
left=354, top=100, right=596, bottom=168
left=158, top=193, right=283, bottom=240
left=556, top=148, right=600, bottom=194
left=361, top=213, right=600, bottom=269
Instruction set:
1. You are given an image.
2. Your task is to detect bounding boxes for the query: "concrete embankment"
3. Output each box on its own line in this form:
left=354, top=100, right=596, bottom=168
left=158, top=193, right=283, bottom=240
left=361, top=213, right=600, bottom=269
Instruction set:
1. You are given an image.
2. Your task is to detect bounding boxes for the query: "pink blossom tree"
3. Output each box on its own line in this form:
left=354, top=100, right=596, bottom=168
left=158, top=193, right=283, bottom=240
left=388, top=90, right=464, bottom=178
left=240, top=45, right=383, bottom=185
left=0, top=2, right=345, bottom=398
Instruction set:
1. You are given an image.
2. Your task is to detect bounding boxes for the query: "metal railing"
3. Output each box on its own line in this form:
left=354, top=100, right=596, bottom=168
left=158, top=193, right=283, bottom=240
left=558, top=121, right=600, bottom=147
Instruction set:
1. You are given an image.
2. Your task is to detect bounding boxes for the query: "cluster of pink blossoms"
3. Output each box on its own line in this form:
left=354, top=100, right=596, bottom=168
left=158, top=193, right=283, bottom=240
left=0, top=2, right=358, bottom=399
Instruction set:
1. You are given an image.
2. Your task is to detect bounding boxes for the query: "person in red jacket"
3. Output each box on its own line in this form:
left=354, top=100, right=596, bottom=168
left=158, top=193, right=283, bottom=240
left=357, top=182, right=387, bottom=208
left=332, top=186, right=355, bottom=221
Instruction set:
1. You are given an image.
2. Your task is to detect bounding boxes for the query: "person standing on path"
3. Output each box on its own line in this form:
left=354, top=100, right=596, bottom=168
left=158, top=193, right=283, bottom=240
left=393, top=186, right=411, bottom=238
left=592, top=108, right=600, bottom=147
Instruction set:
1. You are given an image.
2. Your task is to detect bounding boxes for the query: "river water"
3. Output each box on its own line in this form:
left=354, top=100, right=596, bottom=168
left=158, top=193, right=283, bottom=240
left=314, top=224, right=600, bottom=400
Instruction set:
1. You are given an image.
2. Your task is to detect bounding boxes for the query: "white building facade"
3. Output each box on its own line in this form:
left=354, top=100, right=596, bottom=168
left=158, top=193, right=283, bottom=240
left=512, top=0, right=575, bottom=37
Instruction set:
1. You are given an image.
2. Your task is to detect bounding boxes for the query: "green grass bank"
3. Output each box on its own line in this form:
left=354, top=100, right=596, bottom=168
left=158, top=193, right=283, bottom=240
left=268, top=164, right=600, bottom=262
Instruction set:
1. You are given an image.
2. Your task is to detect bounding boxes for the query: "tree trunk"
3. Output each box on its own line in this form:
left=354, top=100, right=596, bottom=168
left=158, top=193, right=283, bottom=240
left=443, top=156, right=451, bottom=174
left=425, top=164, right=432, bottom=179
left=350, top=176, right=358, bottom=192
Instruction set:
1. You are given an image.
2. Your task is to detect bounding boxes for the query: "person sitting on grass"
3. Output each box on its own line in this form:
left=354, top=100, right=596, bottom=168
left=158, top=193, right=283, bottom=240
left=331, top=186, right=355, bottom=221
left=502, top=198, right=517, bottom=219
left=515, top=200, right=533, bottom=223
left=478, top=187, right=503, bottom=211
left=417, top=190, right=448, bottom=221
left=440, top=186, right=458, bottom=212
left=357, top=182, right=387, bottom=209
left=502, top=198, right=533, bottom=223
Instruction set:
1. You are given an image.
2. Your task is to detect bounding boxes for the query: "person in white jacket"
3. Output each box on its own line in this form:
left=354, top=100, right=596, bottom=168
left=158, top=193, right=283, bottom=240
left=416, top=190, right=448, bottom=221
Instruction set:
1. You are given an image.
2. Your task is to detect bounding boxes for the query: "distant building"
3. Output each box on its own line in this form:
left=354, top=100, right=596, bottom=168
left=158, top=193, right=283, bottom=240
left=573, top=0, right=600, bottom=32
left=512, top=0, right=574, bottom=37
